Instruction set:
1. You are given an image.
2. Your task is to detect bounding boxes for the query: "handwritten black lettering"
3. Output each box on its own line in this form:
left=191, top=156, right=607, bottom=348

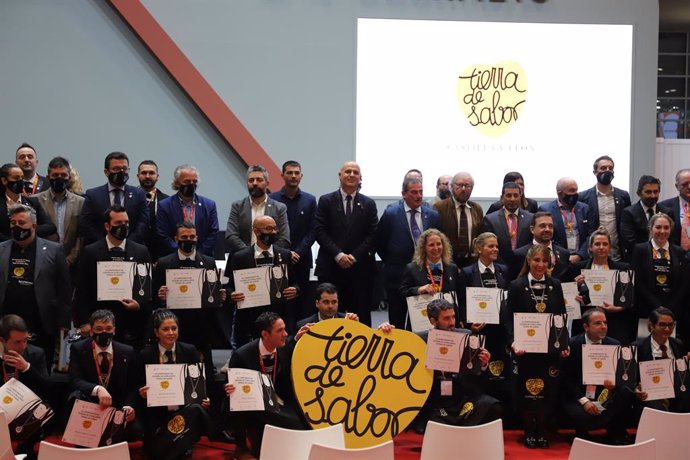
left=459, top=65, right=526, bottom=128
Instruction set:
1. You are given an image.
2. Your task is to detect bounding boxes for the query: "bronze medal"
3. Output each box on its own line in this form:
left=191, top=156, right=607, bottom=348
left=13, top=267, right=25, bottom=277
left=526, top=378, right=544, bottom=396
left=656, top=274, right=668, bottom=284
left=489, top=360, right=504, bottom=376
left=535, top=302, right=546, bottom=312
left=167, top=414, right=186, bottom=434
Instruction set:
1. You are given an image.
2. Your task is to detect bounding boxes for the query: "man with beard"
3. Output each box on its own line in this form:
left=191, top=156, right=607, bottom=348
left=80, top=151, right=149, bottom=245
left=510, top=212, right=573, bottom=281
left=429, top=174, right=452, bottom=207
left=15, top=143, right=50, bottom=196
left=226, top=165, right=290, bottom=259
left=156, top=164, right=218, bottom=258
left=136, top=160, right=168, bottom=260
left=620, top=175, right=671, bottom=261
left=482, top=181, right=533, bottom=266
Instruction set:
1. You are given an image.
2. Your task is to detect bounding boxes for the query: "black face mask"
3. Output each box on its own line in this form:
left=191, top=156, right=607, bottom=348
left=178, top=240, right=196, bottom=253
left=179, top=184, right=197, bottom=198
left=109, top=224, right=129, bottom=241
left=5, top=180, right=24, bottom=195
left=49, top=177, right=69, bottom=194
left=438, top=189, right=451, bottom=200
left=597, top=171, right=614, bottom=186
left=258, top=232, right=278, bottom=246
left=561, top=193, right=579, bottom=209
left=108, top=171, right=129, bottom=187
left=93, top=332, right=114, bottom=348
left=11, top=226, right=32, bottom=242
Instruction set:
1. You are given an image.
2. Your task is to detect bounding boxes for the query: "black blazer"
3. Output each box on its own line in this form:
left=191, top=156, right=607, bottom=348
left=510, top=242, right=573, bottom=282
left=578, top=186, right=631, bottom=239
left=399, top=261, right=461, bottom=299
left=620, top=201, right=672, bottom=261
left=69, top=338, right=137, bottom=408
left=562, top=333, right=620, bottom=402
left=458, top=262, right=510, bottom=323
left=0, top=195, right=56, bottom=241
left=505, top=276, right=566, bottom=343
left=630, top=241, right=687, bottom=317
left=658, top=197, right=684, bottom=246
left=634, top=335, right=686, bottom=362
left=481, top=209, right=533, bottom=265
left=80, top=184, right=150, bottom=246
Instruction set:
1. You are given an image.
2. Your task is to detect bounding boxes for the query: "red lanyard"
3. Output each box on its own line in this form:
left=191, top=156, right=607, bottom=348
left=22, top=176, right=38, bottom=197
left=504, top=212, right=517, bottom=237
left=2, top=361, right=18, bottom=383
left=426, top=263, right=444, bottom=292
left=560, top=209, right=575, bottom=231
left=259, top=348, right=277, bottom=383
left=92, top=342, right=113, bottom=388
left=182, top=203, right=195, bottom=223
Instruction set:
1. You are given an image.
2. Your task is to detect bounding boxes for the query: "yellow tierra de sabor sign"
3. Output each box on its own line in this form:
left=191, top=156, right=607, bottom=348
left=292, top=319, right=433, bottom=448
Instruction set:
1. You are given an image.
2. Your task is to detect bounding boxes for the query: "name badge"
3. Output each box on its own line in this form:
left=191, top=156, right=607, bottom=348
left=440, top=379, right=453, bottom=396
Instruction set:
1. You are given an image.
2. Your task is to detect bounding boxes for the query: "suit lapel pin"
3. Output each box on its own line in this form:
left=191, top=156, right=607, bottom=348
left=300, top=210, right=304, bottom=215
left=128, top=192, right=133, bottom=199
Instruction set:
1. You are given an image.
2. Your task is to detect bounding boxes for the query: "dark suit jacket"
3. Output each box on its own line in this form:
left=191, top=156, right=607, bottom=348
left=510, top=242, right=572, bottom=282
left=269, top=188, right=317, bottom=266
left=0, top=195, right=56, bottom=242
left=140, top=188, right=169, bottom=260
left=433, top=198, right=484, bottom=265
left=562, top=333, right=620, bottom=402
left=80, top=184, right=150, bottom=245
left=74, top=239, right=152, bottom=326
left=487, top=197, right=539, bottom=214
left=578, top=185, right=631, bottom=238
left=313, top=190, right=378, bottom=280
left=295, top=312, right=346, bottom=329
left=225, top=196, right=290, bottom=257
left=620, top=201, right=672, bottom=261
left=634, top=335, right=686, bottom=362
left=458, top=262, right=509, bottom=323
left=630, top=241, right=687, bottom=317
left=156, top=193, right=218, bottom=257
left=34, top=190, right=85, bottom=266
left=399, top=261, right=461, bottom=299
left=0, top=344, right=50, bottom=397
left=69, top=338, right=137, bottom=408
left=539, top=200, right=593, bottom=259
left=376, top=201, right=440, bottom=289
left=0, top=237, right=71, bottom=334
left=481, top=209, right=533, bottom=265
left=505, top=275, right=566, bottom=343
left=658, top=197, right=685, bottom=246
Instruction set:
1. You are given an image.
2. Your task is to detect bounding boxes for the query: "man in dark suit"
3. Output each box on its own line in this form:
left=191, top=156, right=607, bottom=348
left=226, top=165, right=290, bottom=259
left=376, top=176, right=440, bottom=328
left=226, top=216, right=298, bottom=348
left=136, top=160, right=169, bottom=260
left=156, top=164, right=218, bottom=258
left=510, top=212, right=572, bottom=281
left=80, top=151, right=150, bottom=245
left=269, top=160, right=317, bottom=320
left=433, top=172, right=484, bottom=267
left=539, top=177, right=593, bottom=264
left=295, top=282, right=355, bottom=329
left=224, top=312, right=304, bottom=458
left=75, top=205, right=151, bottom=347
left=15, top=143, right=50, bottom=196
left=658, top=168, right=690, bottom=249
left=620, top=175, right=671, bottom=261
left=314, top=161, right=378, bottom=326
left=482, top=181, right=533, bottom=266
left=562, top=308, right=633, bottom=444
left=0, top=204, right=70, bottom=367
left=578, top=156, right=631, bottom=261
left=68, top=310, right=139, bottom=436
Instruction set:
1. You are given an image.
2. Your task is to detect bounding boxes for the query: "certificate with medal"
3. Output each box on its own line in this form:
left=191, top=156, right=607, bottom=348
left=582, top=344, right=617, bottom=385
left=145, top=364, right=185, bottom=406
left=63, top=400, right=127, bottom=448
left=234, top=266, right=272, bottom=309
left=513, top=313, right=549, bottom=353
left=640, top=358, right=675, bottom=401
left=166, top=269, right=204, bottom=309
left=406, top=292, right=456, bottom=333
left=581, top=269, right=616, bottom=306
left=0, top=378, right=54, bottom=442
left=228, top=368, right=279, bottom=412
left=465, top=287, right=504, bottom=324
left=96, top=261, right=135, bottom=301
left=561, top=282, right=581, bottom=320
left=425, top=329, right=462, bottom=373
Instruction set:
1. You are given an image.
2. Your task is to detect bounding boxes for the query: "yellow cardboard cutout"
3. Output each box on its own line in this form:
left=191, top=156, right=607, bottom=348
left=292, top=319, right=433, bottom=448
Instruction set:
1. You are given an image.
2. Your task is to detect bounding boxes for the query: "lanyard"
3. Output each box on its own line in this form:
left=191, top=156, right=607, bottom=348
left=92, top=342, right=113, bottom=388
left=22, top=176, right=38, bottom=196
left=426, top=263, right=444, bottom=292
left=560, top=209, right=575, bottom=232
left=182, top=203, right=195, bottom=223
left=259, top=348, right=278, bottom=383
left=504, top=212, right=517, bottom=237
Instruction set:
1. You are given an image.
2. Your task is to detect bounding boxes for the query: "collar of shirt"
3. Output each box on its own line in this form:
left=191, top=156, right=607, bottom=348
left=157, top=343, right=176, bottom=356
left=24, top=174, right=38, bottom=184
left=177, top=249, right=197, bottom=261
left=95, top=342, right=114, bottom=356
left=478, top=260, right=495, bottom=274
left=532, top=240, right=554, bottom=252
left=339, top=188, right=357, bottom=201
left=254, top=245, right=274, bottom=259
left=595, top=186, right=614, bottom=197
left=585, top=334, right=601, bottom=345
left=503, top=208, right=517, bottom=218
left=48, top=188, right=67, bottom=203
left=651, top=239, right=670, bottom=253
left=452, top=196, right=470, bottom=210
left=652, top=337, right=672, bottom=356
left=557, top=199, right=572, bottom=210
left=250, top=194, right=268, bottom=208
left=680, top=197, right=689, bottom=209
left=259, top=338, right=276, bottom=356
left=177, top=193, right=197, bottom=207
left=403, top=202, right=420, bottom=214
left=527, top=273, right=546, bottom=283
left=106, top=238, right=127, bottom=252
left=5, top=194, right=20, bottom=206
left=279, top=187, right=301, bottom=200
left=640, top=201, right=654, bottom=215
left=107, top=183, right=124, bottom=194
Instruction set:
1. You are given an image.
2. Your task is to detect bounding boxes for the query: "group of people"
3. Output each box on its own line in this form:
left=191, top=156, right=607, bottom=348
left=2, top=142, right=690, bottom=457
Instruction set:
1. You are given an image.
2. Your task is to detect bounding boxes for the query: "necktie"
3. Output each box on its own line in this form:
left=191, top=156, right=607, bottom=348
left=531, top=279, right=545, bottom=286
left=647, top=208, right=654, bottom=221
left=508, top=213, right=517, bottom=250
left=485, top=267, right=493, bottom=276
left=164, top=350, right=174, bottom=363
left=99, top=352, right=110, bottom=375
left=660, top=344, right=669, bottom=359
left=409, top=209, right=422, bottom=244
left=458, top=204, right=469, bottom=256
left=658, top=248, right=667, bottom=260
left=262, top=251, right=271, bottom=259
left=113, top=189, right=123, bottom=206
left=346, top=195, right=353, bottom=216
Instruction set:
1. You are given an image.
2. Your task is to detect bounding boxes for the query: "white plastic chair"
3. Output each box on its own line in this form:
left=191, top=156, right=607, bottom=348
left=420, top=419, right=504, bottom=460
left=636, top=406, right=690, bottom=460
left=308, top=439, right=394, bottom=460
left=0, top=411, right=27, bottom=460
left=569, top=437, right=656, bottom=460
left=260, top=423, right=345, bottom=460
left=36, top=441, right=130, bottom=460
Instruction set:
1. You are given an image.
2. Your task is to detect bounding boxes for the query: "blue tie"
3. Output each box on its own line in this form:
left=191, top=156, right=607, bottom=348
left=410, top=209, right=422, bottom=244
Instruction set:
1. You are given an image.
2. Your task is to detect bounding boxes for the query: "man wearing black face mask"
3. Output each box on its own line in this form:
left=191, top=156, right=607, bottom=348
left=136, top=160, right=169, bottom=261
left=34, top=157, right=85, bottom=272
left=0, top=205, right=70, bottom=369
left=156, top=164, right=218, bottom=258
left=75, top=205, right=151, bottom=348
left=80, top=151, right=150, bottom=246
left=539, top=177, right=594, bottom=264
left=225, top=216, right=298, bottom=348
left=578, top=156, right=631, bottom=261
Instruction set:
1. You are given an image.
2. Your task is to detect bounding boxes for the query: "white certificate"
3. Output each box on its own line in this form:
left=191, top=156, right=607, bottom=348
left=0, top=378, right=54, bottom=442
left=425, top=329, right=462, bottom=373
left=145, top=364, right=185, bottom=407
left=639, top=359, right=676, bottom=401
left=228, top=368, right=278, bottom=412
left=166, top=268, right=203, bottom=309
left=465, top=287, right=504, bottom=324
left=406, top=292, right=455, bottom=333
left=582, top=344, right=617, bottom=385
left=97, top=261, right=135, bottom=301
left=582, top=269, right=615, bottom=306
left=63, top=400, right=126, bottom=448
left=234, top=266, right=271, bottom=309
left=561, top=282, right=581, bottom=320
left=513, top=313, right=549, bottom=353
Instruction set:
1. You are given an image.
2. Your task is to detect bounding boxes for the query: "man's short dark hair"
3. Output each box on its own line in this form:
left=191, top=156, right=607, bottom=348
left=138, top=160, right=158, bottom=172
left=582, top=307, right=606, bottom=326
left=501, top=181, right=520, bottom=196
left=402, top=177, right=423, bottom=193
left=315, top=283, right=338, bottom=300
left=426, top=298, right=455, bottom=322
left=531, top=211, right=553, bottom=226
left=89, top=309, right=116, bottom=327
left=103, top=204, right=127, bottom=225
left=0, top=314, right=28, bottom=340
left=255, top=312, right=281, bottom=336
left=246, top=165, right=268, bottom=182
left=593, top=155, right=614, bottom=170
left=175, top=221, right=196, bottom=233
left=637, top=175, right=661, bottom=194
left=47, top=156, right=71, bottom=174
left=104, top=151, right=129, bottom=170
left=16, top=143, right=36, bottom=156
left=649, top=307, right=675, bottom=325
left=8, top=204, right=37, bottom=225
left=281, top=160, right=301, bottom=173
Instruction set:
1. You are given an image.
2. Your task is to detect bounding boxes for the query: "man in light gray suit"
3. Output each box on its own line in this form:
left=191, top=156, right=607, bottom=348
left=225, top=165, right=290, bottom=258
left=0, top=204, right=71, bottom=369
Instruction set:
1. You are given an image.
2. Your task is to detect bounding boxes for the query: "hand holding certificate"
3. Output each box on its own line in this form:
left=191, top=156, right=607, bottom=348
left=63, top=400, right=127, bottom=447
left=581, top=344, right=617, bottom=385
left=513, top=313, right=549, bottom=353
left=166, top=268, right=203, bottom=309
left=97, top=261, right=135, bottom=301
left=425, top=329, right=462, bottom=373
left=406, top=292, right=456, bottom=333
left=465, top=287, right=504, bottom=324
left=233, top=267, right=271, bottom=309
left=639, top=359, right=675, bottom=401
left=581, top=269, right=615, bottom=306
left=227, top=368, right=279, bottom=412
left=145, top=364, right=185, bottom=406
left=561, top=282, right=581, bottom=320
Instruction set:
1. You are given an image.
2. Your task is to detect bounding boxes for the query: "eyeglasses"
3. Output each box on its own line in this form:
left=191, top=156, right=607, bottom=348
left=656, top=322, right=675, bottom=329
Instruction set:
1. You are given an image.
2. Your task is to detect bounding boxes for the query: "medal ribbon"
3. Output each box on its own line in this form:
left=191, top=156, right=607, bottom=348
left=560, top=208, right=575, bottom=232
left=182, top=203, right=195, bottom=223
left=22, top=176, right=38, bottom=197
left=426, top=263, right=443, bottom=292
left=92, top=342, right=113, bottom=388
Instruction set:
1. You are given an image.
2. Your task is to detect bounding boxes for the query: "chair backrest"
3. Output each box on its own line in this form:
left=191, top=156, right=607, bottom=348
left=420, top=419, right=504, bottom=460
left=260, top=424, right=345, bottom=460
left=0, top=411, right=11, bottom=455
left=569, top=437, right=656, bottom=460
left=37, top=441, right=130, bottom=460
left=636, top=406, right=690, bottom=460
left=308, top=440, right=394, bottom=460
